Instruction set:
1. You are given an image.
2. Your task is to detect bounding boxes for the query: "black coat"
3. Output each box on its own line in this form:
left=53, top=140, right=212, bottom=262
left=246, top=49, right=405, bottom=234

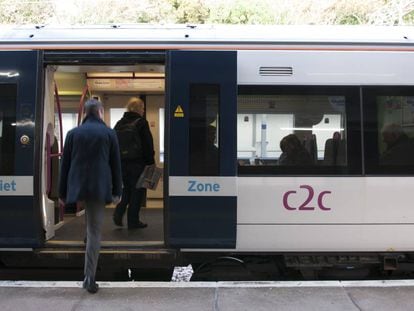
left=59, top=116, right=123, bottom=204
left=114, top=111, right=155, bottom=165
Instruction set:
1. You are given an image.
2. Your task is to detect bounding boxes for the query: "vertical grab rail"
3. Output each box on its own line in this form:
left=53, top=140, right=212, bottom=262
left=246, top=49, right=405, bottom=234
left=53, top=82, right=63, bottom=156
left=52, top=82, right=64, bottom=220
left=77, top=85, right=89, bottom=125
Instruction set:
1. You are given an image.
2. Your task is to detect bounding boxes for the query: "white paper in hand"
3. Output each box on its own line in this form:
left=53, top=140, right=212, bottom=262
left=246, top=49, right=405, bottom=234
left=136, top=165, right=163, bottom=190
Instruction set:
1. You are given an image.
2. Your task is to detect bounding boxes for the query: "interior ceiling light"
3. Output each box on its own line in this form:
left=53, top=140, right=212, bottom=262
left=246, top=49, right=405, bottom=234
left=87, top=72, right=133, bottom=78
left=87, top=72, right=165, bottom=78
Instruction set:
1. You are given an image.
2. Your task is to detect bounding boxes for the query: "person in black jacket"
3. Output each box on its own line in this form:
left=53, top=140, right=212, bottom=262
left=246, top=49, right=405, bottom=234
left=113, top=97, right=155, bottom=229
left=278, top=134, right=313, bottom=166
left=59, top=99, right=122, bottom=294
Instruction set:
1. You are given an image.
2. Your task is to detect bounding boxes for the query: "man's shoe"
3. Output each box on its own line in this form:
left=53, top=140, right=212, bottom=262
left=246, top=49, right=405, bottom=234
left=83, top=277, right=99, bottom=294
left=128, top=221, right=147, bottom=229
left=113, top=214, right=123, bottom=227
left=86, top=282, right=99, bottom=294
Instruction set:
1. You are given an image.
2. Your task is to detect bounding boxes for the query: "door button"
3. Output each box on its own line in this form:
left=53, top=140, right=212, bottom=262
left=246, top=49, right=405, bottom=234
left=20, top=135, right=30, bottom=145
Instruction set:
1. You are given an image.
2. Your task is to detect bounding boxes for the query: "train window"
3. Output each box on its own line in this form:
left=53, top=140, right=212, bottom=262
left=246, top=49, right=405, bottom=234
left=55, top=112, right=77, bottom=151
left=189, top=84, right=220, bottom=176
left=0, top=84, right=17, bottom=175
left=364, top=87, right=414, bottom=174
left=238, top=86, right=362, bottom=175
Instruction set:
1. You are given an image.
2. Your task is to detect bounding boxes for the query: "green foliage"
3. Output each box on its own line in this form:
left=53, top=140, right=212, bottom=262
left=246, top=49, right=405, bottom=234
left=208, top=0, right=276, bottom=24
left=0, top=0, right=54, bottom=24
left=0, top=0, right=413, bottom=25
left=168, top=0, right=210, bottom=24
left=404, top=10, right=414, bottom=23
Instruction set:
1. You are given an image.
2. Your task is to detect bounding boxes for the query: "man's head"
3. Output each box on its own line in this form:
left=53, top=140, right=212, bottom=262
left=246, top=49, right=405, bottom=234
left=126, top=97, right=145, bottom=116
left=83, top=98, right=104, bottom=120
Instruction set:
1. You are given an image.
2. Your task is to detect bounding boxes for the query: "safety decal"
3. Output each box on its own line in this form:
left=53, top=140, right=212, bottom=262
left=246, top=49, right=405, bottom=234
left=174, top=105, right=184, bottom=118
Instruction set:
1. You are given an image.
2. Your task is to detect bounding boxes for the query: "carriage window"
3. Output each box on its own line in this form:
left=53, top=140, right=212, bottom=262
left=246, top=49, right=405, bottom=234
left=189, top=84, right=220, bottom=176
left=364, top=88, right=414, bottom=174
left=238, top=86, right=361, bottom=175
left=378, top=96, right=414, bottom=166
left=0, top=84, right=17, bottom=175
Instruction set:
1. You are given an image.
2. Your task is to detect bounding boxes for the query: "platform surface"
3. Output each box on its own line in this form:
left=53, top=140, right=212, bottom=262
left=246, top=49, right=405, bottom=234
left=1, top=280, right=414, bottom=311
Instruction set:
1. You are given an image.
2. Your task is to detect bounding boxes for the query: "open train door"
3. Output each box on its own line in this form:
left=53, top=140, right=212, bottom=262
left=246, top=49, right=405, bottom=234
left=166, top=51, right=237, bottom=248
left=0, top=51, right=44, bottom=247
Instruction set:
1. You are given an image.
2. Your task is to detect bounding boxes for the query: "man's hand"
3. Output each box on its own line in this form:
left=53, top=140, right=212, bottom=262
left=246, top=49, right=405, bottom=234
left=112, top=195, right=121, bottom=205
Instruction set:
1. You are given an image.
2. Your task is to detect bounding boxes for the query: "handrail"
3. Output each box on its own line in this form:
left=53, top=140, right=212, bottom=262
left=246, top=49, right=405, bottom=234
left=77, top=84, right=89, bottom=125
left=46, top=132, right=51, bottom=195
left=54, top=81, right=63, bottom=154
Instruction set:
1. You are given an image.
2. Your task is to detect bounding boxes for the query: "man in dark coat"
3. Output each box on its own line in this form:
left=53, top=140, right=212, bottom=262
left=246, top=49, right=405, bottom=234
left=59, top=99, right=122, bottom=294
left=113, top=97, right=155, bottom=229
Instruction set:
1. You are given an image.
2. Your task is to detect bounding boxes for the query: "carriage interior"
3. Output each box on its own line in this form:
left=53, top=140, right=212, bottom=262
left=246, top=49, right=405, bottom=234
left=44, top=64, right=166, bottom=247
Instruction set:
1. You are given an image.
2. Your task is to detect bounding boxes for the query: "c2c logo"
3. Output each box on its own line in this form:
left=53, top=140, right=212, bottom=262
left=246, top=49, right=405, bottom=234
left=283, top=185, right=331, bottom=211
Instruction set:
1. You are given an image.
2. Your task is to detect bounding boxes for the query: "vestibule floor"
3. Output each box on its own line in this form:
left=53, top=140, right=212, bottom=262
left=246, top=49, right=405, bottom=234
left=51, top=207, right=164, bottom=242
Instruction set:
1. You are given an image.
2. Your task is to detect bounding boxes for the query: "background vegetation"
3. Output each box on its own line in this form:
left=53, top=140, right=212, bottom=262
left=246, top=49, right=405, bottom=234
left=0, top=0, right=413, bottom=25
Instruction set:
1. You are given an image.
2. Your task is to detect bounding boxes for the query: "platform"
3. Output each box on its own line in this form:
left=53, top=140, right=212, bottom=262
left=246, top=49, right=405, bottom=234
left=1, top=280, right=414, bottom=310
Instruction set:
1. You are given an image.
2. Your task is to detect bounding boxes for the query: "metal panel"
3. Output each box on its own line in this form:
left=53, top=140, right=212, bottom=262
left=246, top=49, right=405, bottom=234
left=0, top=51, right=43, bottom=247
left=166, top=51, right=237, bottom=248
left=238, top=51, right=414, bottom=85
left=44, top=51, right=165, bottom=65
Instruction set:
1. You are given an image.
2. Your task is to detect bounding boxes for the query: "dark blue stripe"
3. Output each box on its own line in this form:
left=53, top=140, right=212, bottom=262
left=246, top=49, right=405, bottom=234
left=167, top=51, right=237, bottom=176
left=169, top=196, right=236, bottom=248
left=0, top=51, right=43, bottom=247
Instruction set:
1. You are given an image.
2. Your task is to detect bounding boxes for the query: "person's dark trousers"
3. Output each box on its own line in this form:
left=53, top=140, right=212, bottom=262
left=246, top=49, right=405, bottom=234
left=114, top=161, right=145, bottom=227
left=84, top=200, right=105, bottom=283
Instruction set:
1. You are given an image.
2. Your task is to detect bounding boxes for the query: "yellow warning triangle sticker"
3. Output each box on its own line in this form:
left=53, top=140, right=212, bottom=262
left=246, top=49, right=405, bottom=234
left=174, top=105, right=184, bottom=117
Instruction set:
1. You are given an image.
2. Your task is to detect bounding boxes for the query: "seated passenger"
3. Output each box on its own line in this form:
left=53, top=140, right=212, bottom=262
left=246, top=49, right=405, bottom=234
left=323, top=131, right=346, bottom=166
left=380, top=123, right=414, bottom=165
left=278, top=134, right=313, bottom=166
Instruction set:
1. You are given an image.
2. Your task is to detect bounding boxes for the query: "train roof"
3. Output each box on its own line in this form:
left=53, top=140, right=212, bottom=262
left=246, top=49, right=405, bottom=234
left=0, top=24, right=414, bottom=49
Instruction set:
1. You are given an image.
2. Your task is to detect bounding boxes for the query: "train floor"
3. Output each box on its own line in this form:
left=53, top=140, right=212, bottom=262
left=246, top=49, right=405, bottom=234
left=1, top=280, right=414, bottom=311
left=50, top=201, right=164, bottom=244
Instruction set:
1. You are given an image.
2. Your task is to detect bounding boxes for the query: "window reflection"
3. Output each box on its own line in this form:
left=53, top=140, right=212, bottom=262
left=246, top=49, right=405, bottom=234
left=0, top=84, right=17, bottom=175
left=377, top=96, right=414, bottom=166
left=237, top=93, right=347, bottom=168
left=189, top=84, right=220, bottom=176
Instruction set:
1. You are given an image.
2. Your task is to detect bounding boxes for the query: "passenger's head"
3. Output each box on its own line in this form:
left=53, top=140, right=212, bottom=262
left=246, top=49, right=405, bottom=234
left=83, top=98, right=104, bottom=120
left=382, top=123, right=404, bottom=148
left=126, top=97, right=145, bottom=116
left=280, top=134, right=302, bottom=153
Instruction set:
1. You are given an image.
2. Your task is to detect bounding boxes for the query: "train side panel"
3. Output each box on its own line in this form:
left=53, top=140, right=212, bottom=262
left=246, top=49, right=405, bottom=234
left=0, top=51, right=44, bottom=248
left=237, top=177, right=414, bottom=251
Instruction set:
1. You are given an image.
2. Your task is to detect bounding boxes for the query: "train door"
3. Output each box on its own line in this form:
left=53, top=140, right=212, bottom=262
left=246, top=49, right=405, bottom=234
left=47, top=62, right=166, bottom=246
left=0, top=51, right=44, bottom=247
left=166, top=51, right=237, bottom=248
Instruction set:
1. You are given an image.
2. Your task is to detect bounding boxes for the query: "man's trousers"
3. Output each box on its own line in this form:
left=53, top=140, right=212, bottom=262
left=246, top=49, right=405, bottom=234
left=84, top=200, right=105, bottom=280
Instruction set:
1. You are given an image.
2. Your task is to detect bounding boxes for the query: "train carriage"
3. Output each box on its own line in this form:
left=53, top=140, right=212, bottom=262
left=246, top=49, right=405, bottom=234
left=0, top=24, right=414, bottom=278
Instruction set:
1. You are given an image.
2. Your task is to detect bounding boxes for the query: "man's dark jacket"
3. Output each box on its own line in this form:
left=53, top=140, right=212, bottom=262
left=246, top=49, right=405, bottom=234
left=59, top=115, right=123, bottom=204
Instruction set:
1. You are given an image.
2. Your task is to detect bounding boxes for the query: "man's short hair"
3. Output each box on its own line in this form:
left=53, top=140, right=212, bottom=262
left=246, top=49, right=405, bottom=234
left=84, top=98, right=103, bottom=117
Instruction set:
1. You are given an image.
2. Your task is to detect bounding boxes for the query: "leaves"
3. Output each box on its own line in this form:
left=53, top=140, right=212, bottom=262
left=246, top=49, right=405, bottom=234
left=0, top=0, right=413, bottom=25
